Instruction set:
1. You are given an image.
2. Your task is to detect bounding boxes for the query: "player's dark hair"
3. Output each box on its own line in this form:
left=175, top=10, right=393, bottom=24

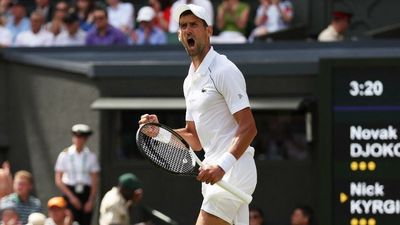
left=180, top=10, right=208, bottom=27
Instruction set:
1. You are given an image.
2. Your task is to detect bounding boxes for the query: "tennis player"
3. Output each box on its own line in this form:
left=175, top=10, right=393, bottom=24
left=139, top=4, right=257, bottom=225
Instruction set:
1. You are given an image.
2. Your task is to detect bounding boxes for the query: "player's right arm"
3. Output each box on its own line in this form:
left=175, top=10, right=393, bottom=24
left=174, top=121, right=202, bottom=151
left=138, top=114, right=202, bottom=150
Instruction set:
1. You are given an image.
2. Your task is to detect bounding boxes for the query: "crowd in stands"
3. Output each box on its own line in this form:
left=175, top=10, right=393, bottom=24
left=0, top=0, right=308, bottom=47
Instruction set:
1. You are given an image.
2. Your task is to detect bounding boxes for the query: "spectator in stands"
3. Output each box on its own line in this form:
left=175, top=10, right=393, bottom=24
left=85, top=6, right=128, bottom=46
left=45, top=0, right=69, bottom=39
left=169, top=0, right=213, bottom=33
left=45, top=197, right=79, bottom=225
left=33, top=0, right=53, bottom=22
left=0, top=161, right=13, bottom=198
left=212, top=0, right=250, bottom=44
left=73, top=0, right=94, bottom=32
left=318, top=11, right=352, bottom=42
left=248, top=0, right=294, bottom=42
left=0, top=0, right=13, bottom=24
left=250, top=206, right=265, bottom=225
left=54, top=12, right=86, bottom=46
left=99, top=173, right=143, bottom=225
left=149, top=0, right=172, bottom=32
left=131, top=6, right=166, bottom=45
left=290, top=205, right=314, bottom=225
left=0, top=15, right=12, bottom=47
left=0, top=200, right=22, bottom=225
left=106, top=0, right=134, bottom=35
left=14, top=11, right=53, bottom=47
left=5, top=1, right=30, bottom=44
left=0, top=170, right=42, bottom=224
left=27, top=212, right=46, bottom=225
left=55, top=124, right=100, bottom=225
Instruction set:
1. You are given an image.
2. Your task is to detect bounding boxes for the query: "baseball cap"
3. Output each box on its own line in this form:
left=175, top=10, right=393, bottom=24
left=137, top=6, right=155, bottom=22
left=71, top=124, right=92, bottom=136
left=63, top=12, right=79, bottom=24
left=27, top=212, right=46, bottom=225
left=333, top=11, right=352, bottom=20
left=118, top=173, right=142, bottom=191
left=172, top=4, right=212, bottom=26
left=47, top=197, right=67, bottom=208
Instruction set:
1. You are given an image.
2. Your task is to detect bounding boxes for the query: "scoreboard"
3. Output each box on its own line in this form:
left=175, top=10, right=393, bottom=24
left=319, top=58, right=400, bottom=225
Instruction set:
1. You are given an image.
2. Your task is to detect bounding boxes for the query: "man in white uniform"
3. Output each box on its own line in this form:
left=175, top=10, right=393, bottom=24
left=139, top=4, right=257, bottom=225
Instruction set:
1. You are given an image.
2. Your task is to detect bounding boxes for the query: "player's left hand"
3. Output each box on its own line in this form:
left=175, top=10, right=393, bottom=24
left=197, top=165, right=225, bottom=185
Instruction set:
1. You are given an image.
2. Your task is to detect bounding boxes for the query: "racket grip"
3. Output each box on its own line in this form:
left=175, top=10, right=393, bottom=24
left=216, top=180, right=253, bottom=204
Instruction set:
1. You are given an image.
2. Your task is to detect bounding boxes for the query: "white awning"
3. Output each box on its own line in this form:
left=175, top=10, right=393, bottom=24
left=91, top=97, right=304, bottom=110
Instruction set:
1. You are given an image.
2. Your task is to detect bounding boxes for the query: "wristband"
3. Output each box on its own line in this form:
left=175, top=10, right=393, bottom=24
left=154, top=128, right=172, bottom=143
left=217, top=152, right=237, bottom=173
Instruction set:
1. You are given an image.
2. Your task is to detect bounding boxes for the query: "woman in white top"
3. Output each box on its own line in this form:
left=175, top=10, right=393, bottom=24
left=55, top=124, right=100, bottom=225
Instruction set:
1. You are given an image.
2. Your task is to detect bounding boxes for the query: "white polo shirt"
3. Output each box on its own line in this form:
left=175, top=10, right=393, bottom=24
left=184, top=47, right=253, bottom=162
left=55, top=145, right=100, bottom=186
left=14, top=29, right=53, bottom=47
left=0, top=26, right=12, bottom=46
left=53, top=29, right=86, bottom=46
left=107, top=2, right=134, bottom=31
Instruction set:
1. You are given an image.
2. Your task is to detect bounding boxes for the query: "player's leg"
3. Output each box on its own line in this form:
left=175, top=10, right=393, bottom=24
left=196, top=210, right=230, bottom=225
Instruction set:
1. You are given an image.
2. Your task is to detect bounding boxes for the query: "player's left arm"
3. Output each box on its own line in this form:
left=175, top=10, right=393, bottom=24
left=197, top=108, right=257, bottom=185
left=229, top=107, right=257, bottom=160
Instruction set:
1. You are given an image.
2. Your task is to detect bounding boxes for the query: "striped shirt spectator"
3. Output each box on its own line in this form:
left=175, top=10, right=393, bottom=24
left=0, top=170, right=42, bottom=224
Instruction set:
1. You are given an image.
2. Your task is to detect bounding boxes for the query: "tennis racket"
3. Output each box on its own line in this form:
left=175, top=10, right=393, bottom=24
left=136, top=122, right=253, bottom=204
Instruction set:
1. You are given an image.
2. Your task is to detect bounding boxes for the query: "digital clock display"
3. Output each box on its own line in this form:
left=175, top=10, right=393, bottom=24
left=349, top=80, right=383, bottom=97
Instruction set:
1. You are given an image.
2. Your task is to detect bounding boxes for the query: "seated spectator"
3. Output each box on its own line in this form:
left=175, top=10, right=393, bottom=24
left=0, top=161, right=13, bottom=198
left=33, top=0, right=53, bottom=22
left=0, top=0, right=13, bottom=24
left=5, top=1, right=30, bottom=44
left=45, top=0, right=69, bottom=39
left=54, top=12, right=86, bottom=46
left=0, top=170, right=42, bottom=224
left=85, top=6, right=128, bottom=46
left=0, top=200, right=22, bottom=225
left=14, top=11, right=53, bottom=47
left=73, top=0, right=94, bottom=32
left=149, top=0, right=172, bottom=32
left=318, top=11, right=352, bottom=42
left=250, top=206, right=265, bottom=225
left=291, top=205, right=314, bottom=225
left=248, top=0, right=294, bottom=42
left=131, top=6, right=166, bottom=45
left=0, top=22, right=12, bottom=46
left=99, top=173, right=143, bottom=225
left=45, top=197, right=79, bottom=225
left=212, top=0, right=250, bottom=44
left=169, top=0, right=213, bottom=33
left=106, top=0, right=134, bottom=35
left=27, top=212, right=46, bottom=225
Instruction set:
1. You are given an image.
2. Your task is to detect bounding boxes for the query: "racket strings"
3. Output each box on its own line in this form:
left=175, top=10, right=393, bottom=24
left=138, top=125, right=198, bottom=176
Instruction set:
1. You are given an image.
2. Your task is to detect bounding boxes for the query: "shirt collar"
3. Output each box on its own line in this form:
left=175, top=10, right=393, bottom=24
left=69, top=145, right=89, bottom=154
left=189, top=46, right=217, bottom=77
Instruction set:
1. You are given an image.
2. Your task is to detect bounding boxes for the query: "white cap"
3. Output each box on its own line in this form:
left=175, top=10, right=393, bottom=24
left=27, top=213, right=46, bottom=225
left=71, top=124, right=92, bottom=136
left=172, top=4, right=212, bottom=26
left=137, top=6, right=156, bottom=22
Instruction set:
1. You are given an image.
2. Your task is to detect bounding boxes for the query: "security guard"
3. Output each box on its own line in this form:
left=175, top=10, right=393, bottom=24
left=55, top=124, right=100, bottom=225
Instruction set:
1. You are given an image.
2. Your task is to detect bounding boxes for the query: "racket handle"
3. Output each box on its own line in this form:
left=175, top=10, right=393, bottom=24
left=216, top=180, right=253, bottom=204
left=191, top=151, right=253, bottom=204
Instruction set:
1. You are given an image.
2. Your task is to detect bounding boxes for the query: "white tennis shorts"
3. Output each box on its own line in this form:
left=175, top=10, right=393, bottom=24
left=201, top=149, right=257, bottom=225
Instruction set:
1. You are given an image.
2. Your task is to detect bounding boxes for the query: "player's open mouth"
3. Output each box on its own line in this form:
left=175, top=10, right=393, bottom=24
left=187, top=38, right=195, bottom=47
